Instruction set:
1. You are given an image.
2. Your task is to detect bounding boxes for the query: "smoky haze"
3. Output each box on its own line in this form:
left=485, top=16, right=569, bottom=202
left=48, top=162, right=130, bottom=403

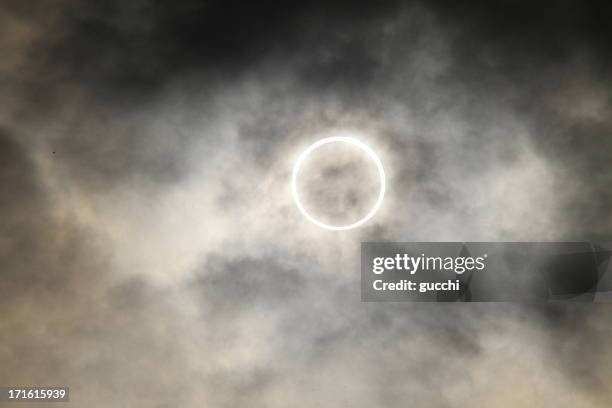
left=0, top=0, right=611, bottom=407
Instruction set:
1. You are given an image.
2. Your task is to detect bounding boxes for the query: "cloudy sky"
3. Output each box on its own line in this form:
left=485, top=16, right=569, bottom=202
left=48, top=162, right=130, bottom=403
left=1, top=0, right=611, bottom=406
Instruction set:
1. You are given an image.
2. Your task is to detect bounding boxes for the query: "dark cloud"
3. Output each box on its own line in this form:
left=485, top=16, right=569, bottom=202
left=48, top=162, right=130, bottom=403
left=1, top=0, right=611, bottom=406
left=193, top=253, right=491, bottom=407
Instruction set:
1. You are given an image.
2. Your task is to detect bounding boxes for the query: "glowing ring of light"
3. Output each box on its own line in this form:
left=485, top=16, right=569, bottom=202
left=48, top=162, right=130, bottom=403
left=291, top=136, right=386, bottom=231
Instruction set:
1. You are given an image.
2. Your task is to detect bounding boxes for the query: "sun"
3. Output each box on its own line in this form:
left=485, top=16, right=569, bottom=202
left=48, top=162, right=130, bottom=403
left=291, top=135, right=385, bottom=231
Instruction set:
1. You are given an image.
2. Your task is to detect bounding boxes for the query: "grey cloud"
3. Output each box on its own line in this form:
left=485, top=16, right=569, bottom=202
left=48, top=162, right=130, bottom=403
left=1, top=1, right=612, bottom=407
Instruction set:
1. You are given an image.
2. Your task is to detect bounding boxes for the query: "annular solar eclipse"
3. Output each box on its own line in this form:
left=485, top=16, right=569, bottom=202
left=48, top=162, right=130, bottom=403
left=291, top=135, right=386, bottom=231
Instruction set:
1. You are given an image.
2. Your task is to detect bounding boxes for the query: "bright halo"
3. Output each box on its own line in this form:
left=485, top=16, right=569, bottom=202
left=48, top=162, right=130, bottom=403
left=291, top=135, right=386, bottom=231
